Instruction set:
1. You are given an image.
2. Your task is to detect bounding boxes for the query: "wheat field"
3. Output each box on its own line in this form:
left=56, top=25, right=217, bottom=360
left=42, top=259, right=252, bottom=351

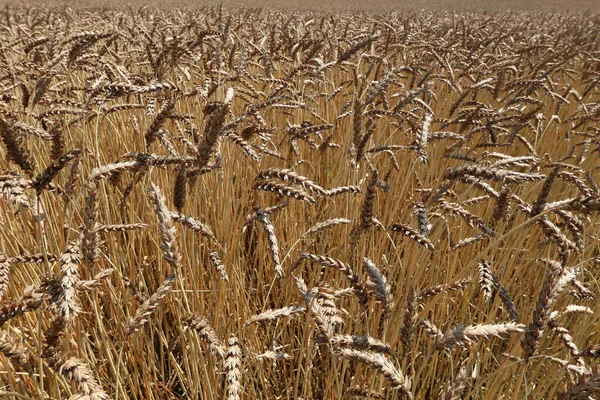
left=0, top=5, right=599, bottom=399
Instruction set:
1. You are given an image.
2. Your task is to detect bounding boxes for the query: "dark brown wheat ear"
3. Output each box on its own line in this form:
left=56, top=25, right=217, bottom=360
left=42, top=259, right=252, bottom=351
left=0, top=117, right=36, bottom=175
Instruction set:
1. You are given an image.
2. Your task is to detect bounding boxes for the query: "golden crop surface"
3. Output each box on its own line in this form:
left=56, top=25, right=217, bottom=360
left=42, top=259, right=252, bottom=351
left=0, top=6, right=599, bottom=400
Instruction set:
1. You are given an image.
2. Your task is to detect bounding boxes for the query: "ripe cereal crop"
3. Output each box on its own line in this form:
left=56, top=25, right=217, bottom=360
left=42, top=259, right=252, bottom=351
left=0, top=5, right=599, bottom=399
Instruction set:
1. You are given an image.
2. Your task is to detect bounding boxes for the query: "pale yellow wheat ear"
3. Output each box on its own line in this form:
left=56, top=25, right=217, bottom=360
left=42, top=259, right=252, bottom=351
left=225, top=334, right=242, bottom=400
left=243, top=305, right=306, bottom=326
left=324, top=185, right=362, bottom=196
left=363, top=257, right=394, bottom=313
left=254, top=350, right=291, bottom=362
left=436, top=323, right=525, bottom=350
left=185, top=314, right=226, bottom=358
left=171, top=211, right=216, bottom=240
left=77, top=268, right=113, bottom=291
left=294, top=275, right=334, bottom=341
left=301, top=218, right=351, bottom=237
left=0, top=172, right=33, bottom=210
left=57, top=357, right=110, bottom=400
left=0, top=330, right=32, bottom=373
left=56, top=241, right=83, bottom=323
left=255, top=168, right=326, bottom=195
left=124, top=274, right=176, bottom=337
left=255, top=207, right=283, bottom=278
left=478, top=259, right=519, bottom=320
left=334, top=348, right=412, bottom=399
left=147, top=182, right=181, bottom=270
left=255, top=180, right=316, bottom=203
left=0, top=256, right=9, bottom=300
left=327, top=334, right=393, bottom=355
left=209, top=250, right=229, bottom=282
